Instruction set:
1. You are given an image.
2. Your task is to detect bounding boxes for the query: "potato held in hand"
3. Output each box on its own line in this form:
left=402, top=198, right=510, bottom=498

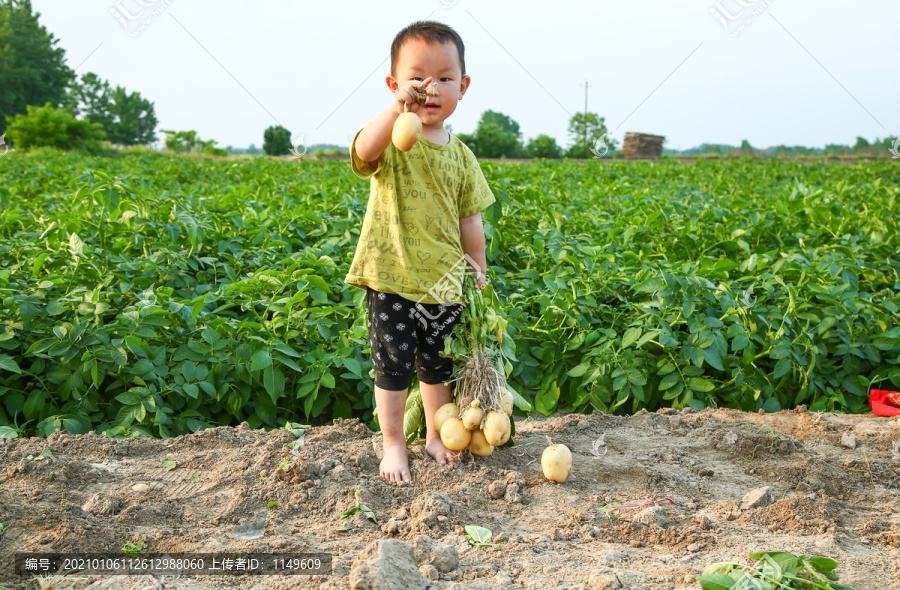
left=392, top=112, right=422, bottom=152
left=541, top=444, right=572, bottom=483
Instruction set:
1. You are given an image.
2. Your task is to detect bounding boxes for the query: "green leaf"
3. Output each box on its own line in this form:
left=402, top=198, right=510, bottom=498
left=464, top=525, right=493, bottom=546
left=731, top=334, right=749, bottom=352
left=568, top=363, right=590, bottom=378
left=250, top=349, right=272, bottom=371
left=162, top=458, right=177, bottom=471
left=689, top=377, right=714, bottom=392
left=0, top=355, right=21, bottom=374
left=773, top=358, right=792, bottom=379
left=807, top=556, right=838, bottom=572
left=659, top=372, right=680, bottom=391
left=622, top=327, right=642, bottom=348
left=507, top=385, right=534, bottom=412
left=696, top=574, right=736, bottom=590
left=320, top=372, right=336, bottom=389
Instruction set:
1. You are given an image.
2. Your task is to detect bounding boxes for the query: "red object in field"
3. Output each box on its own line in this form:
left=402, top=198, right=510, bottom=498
left=869, top=389, right=900, bottom=416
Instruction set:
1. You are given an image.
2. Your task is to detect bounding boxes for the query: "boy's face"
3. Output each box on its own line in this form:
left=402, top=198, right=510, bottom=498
left=388, top=37, right=470, bottom=130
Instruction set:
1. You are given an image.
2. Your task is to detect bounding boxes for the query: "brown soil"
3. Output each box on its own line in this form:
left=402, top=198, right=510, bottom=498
left=1, top=407, right=899, bottom=590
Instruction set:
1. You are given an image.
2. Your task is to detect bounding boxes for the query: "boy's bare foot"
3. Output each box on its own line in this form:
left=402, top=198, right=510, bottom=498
left=425, top=436, right=462, bottom=466
left=380, top=443, right=412, bottom=483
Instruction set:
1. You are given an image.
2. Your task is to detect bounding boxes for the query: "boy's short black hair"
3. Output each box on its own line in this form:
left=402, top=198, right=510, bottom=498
left=391, top=20, right=466, bottom=79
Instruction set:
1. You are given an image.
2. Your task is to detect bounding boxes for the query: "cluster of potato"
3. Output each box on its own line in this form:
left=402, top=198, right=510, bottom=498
left=434, top=389, right=515, bottom=457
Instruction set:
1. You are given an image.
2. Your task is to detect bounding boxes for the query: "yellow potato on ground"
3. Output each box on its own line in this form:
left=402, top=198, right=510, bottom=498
left=541, top=443, right=572, bottom=483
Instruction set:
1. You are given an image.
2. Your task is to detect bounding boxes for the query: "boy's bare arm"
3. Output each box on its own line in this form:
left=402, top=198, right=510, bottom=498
left=354, top=105, right=401, bottom=164
left=459, top=212, right=488, bottom=285
left=356, top=76, right=433, bottom=164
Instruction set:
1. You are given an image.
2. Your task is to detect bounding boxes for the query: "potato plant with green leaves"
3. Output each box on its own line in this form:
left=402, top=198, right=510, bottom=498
left=0, top=151, right=898, bottom=439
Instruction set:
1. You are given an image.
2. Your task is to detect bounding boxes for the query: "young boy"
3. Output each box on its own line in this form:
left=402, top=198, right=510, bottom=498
left=345, top=20, right=496, bottom=483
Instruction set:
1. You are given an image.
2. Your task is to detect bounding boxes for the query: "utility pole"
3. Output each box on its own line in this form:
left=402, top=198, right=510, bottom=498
left=581, top=80, right=591, bottom=148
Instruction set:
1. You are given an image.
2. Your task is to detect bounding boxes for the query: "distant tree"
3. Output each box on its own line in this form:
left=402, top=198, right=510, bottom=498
left=457, top=132, right=476, bottom=152
left=469, top=110, right=524, bottom=158
left=263, top=125, right=292, bottom=156
left=160, top=129, right=200, bottom=153
left=64, top=72, right=158, bottom=146
left=525, top=134, right=563, bottom=159
left=0, top=0, right=76, bottom=135
left=566, top=112, right=614, bottom=158
left=5, top=102, right=105, bottom=153
left=738, top=139, right=758, bottom=157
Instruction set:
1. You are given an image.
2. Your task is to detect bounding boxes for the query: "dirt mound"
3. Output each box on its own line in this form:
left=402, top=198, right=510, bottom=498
left=1, top=409, right=899, bottom=589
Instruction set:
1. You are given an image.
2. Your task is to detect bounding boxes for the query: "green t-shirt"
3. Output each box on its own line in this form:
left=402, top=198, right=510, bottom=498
left=344, top=126, right=496, bottom=305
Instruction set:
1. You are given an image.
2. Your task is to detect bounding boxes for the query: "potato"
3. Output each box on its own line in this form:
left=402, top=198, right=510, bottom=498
left=433, top=402, right=458, bottom=433
left=392, top=112, right=422, bottom=151
left=462, top=400, right=484, bottom=430
left=468, top=429, right=493, bottom=457
left=440, top=418, right=471, bottom=451
left=541, top=444, right=572, bottom=483
left=499, top=389, right=514, bottom=416
left=482, top=411, right=510, bottom=446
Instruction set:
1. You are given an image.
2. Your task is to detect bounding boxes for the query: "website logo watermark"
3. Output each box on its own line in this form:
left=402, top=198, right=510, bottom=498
left=410, top=253, right=479, bottom=337
left=889, top=137, right=900, bottom=159
left=0, top=134, right=13, bottom=157
left=289, top=132, right=307, bottom=161
left=740, top=283, right=757, bottom=308
left=590, top=133, right=610, bottom=159
left=709, top=0, right=773, bottom=38
left=109, top=0, right=174, bottom=38
left=440, top=0, right=459, bottom=7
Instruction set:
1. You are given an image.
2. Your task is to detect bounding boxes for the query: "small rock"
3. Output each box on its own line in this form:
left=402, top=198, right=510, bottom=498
left=132, top=483, right=149, bottom=493
left=840, top=432, right=857, bottom=449
left=551, top=528, right=574, bottom=541
left=414, top=535, right=435, bottom=564
left=419, top=564, right=438, bottom=580
left=488, top=481, right=507, bottom=499
left=349, top=539, right=428, bottom=590
left=633, top=505, right=671, bottom=529
left=629, top=540, right=644, bottom=548
left=430, top=544, right=459, bottom=573
left=740, top=486, right=774, bottom=510
left=382, top=519, right=400, bottom=536
left=588, top=571, right=623, bottom=590
left=687, top=542, right=703, bottom=552
left=493, top=571, right=514, bottom=586
left=599, top=550, right=625, bottom=564
left=722, top=431, right=739, bottom=446
left=504, top=482, right=522, bottom=503
left=493, top=532, right=508, bottom=543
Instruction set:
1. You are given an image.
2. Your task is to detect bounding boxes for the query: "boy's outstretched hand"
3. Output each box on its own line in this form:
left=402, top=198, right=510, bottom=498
left=394, top=76, right=433, bottom=115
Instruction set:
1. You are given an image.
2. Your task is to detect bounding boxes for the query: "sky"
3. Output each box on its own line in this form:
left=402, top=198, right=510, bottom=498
left=30, top=0, right=900, bottom=152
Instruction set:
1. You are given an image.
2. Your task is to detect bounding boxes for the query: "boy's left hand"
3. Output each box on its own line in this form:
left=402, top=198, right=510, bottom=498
left=474, top=272, right=487, bottom=291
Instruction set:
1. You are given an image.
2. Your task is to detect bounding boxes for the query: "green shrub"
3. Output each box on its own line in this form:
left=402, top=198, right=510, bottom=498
left=5, top=102, right=106, bottom=154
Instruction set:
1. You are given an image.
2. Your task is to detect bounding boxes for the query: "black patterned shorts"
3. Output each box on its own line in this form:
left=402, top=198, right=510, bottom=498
left=366, top=286, right=463, bottom=391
